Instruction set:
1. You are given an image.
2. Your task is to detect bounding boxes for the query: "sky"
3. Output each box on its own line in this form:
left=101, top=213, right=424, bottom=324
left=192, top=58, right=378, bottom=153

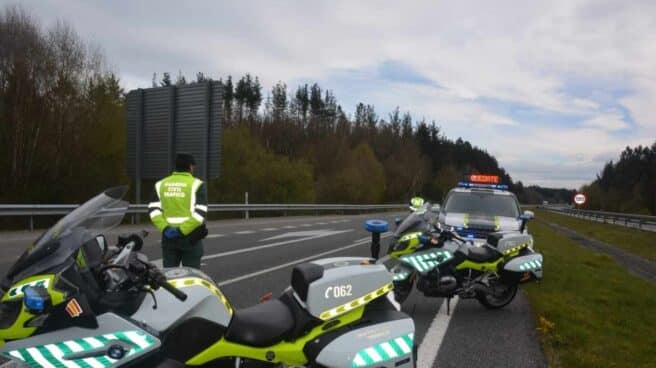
left=8, top=0, right=656, bottom=189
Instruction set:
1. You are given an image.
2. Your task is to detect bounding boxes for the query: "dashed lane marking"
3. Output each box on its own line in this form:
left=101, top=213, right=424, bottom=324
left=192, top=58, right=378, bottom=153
left=261, top=228, right=278, bottom=231
left=218, top=233, right=391, bottom=286
left=207, top=234, right=224, bottom=238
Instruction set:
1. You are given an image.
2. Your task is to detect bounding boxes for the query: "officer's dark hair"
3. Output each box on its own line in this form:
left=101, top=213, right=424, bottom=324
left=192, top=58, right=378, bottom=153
left=175, top=153, right=196, bottom=172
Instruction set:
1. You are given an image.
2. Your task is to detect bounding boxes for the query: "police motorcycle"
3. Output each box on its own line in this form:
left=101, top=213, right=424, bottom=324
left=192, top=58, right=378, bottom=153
left=0, top=187, right=416, bottom=367
left=370, top=203, right=543, bottom=308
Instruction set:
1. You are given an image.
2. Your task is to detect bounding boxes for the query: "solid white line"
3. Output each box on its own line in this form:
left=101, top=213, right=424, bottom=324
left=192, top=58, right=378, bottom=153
left=218, top=234, right=391, bottom=286
left=417, top=296, right=460, bottom=368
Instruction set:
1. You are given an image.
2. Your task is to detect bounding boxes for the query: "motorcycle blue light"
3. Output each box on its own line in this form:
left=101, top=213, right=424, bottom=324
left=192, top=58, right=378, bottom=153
left=23, top=286, right=50, bottom=313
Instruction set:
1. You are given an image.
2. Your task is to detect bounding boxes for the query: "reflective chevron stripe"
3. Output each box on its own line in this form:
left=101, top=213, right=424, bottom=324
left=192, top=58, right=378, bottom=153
left=393, top=272, right=410, bottom=281
left=519, top=259, right=542, bottom=271
left=352, top=332, right=414, bottom=367
left=400, top=250, right=452, bottom=273
left=168, top=277, right=233, bottom=315
left=319, top=283, right=393, bottom=320
left=2, top=330, right=156, bottom=368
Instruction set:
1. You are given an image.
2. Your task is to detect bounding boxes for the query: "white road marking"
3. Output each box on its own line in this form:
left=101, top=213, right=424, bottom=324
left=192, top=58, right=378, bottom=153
left=259, top=230, right=342, bottom=242
left=417, top=296, right=460, bottom=368
left=152, top=230, right=353, bottom=268
left=317, top=222, right=328, bottom=225
left=261, top=228, right=278, bottom=231
left=234, top=230, right=255, bottom=235
left=299, top=223, right=312, bottom=227
left=207, top=234, right=224, bottom=238
left=218, top=234, right=391, bottom=286
left=202, top=230, right=353, bottom=261
left=283, top=225, right=297, bottom=229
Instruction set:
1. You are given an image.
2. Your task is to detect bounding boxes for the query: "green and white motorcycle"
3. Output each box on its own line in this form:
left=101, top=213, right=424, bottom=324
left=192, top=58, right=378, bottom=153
left=0, top=187, right=415, bottom=367
left=372, top=204, right=543, bottom=309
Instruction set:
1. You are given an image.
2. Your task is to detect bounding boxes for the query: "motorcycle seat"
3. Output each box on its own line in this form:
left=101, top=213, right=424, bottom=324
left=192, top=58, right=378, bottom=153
left=225, top=299, right=295, bottom=347
left=466, top=246, right=500, bottom=263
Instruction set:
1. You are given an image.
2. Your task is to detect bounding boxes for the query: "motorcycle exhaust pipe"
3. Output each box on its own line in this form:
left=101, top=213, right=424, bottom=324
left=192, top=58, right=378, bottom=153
left=469, top=283, right=491, bottom=295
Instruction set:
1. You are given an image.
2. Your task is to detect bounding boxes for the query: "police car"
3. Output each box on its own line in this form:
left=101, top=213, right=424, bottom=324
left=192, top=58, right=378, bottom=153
left=438, top=175, right=534, bottom=245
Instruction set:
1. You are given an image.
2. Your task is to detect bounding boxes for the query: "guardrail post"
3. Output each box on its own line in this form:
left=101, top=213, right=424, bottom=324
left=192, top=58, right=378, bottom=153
left=29, top=216, right=34, bottom=232
left=245, top=192, right=249, bottom=220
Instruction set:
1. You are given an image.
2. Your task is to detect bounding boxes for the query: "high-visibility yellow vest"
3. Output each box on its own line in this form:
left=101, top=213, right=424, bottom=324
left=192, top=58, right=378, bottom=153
left=148, top=172, right=207, bottom=235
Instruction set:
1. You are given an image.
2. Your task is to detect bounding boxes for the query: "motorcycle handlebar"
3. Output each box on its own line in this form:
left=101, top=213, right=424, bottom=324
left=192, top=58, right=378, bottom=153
left=152, top=271, right=187, bottom=302
left=159, top=280, right=188, bottom=301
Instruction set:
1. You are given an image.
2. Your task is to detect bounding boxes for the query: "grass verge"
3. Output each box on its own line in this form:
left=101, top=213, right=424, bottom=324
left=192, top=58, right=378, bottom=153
left=523, top=220, right=656, bottom=367
left=534, top=209, right=656, bottom=262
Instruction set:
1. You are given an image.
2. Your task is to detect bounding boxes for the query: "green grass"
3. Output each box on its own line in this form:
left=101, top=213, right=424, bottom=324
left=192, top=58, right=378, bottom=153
left=534, top=209, right=656, bottom=262
left=523, top=221, right=656, bottom=367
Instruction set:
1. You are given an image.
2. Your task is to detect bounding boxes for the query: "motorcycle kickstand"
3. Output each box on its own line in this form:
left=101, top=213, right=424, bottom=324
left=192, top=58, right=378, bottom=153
left=446, top=297, right=451, bottom=316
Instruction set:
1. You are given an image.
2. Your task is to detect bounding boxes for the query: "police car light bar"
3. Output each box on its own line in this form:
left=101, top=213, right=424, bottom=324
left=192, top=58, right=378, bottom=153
left=457, top=182, right=509, bottom=190
left=468, top=174, right=500, bottom=184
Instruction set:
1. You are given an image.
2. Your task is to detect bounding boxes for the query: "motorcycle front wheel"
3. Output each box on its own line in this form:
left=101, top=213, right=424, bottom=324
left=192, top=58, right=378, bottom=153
left=476, top=281, right=518, bottom=309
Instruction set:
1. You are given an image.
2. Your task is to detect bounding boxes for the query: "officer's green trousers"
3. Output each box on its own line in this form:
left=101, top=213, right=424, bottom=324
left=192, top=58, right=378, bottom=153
left=162, top=237, right=204, bottom=269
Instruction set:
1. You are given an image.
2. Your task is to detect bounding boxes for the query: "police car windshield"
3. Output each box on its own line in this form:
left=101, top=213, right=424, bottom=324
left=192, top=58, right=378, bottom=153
left=444, top=192, right=519, bottom=218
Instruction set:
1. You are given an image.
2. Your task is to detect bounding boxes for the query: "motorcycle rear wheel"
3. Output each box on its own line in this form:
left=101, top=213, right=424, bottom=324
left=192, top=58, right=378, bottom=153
left=476, top=282, right=518, bottom=309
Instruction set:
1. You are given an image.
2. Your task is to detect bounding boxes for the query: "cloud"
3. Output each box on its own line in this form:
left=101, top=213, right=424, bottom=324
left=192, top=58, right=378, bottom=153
left=581, top=110, right=629, bottom=131
left=11, top=0, right=656, bottom=188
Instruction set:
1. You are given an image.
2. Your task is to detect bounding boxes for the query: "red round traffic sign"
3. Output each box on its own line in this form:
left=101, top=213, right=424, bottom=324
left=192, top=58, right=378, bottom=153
left=574, top=193, right=586, bottom=205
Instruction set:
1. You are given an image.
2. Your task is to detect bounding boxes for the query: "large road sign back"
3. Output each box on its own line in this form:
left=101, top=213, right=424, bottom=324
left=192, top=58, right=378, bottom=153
left=126, top=82, right=222, bottom=181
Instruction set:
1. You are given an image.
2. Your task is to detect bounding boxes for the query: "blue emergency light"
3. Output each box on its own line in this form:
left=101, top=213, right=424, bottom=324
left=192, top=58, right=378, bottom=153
left=457, top=182, right=509, bottom=190
left=23, top=286, right=51, bottom=313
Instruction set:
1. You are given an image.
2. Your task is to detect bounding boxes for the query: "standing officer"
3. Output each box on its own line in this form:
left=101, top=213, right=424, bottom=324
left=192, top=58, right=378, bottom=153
left=409, top=196, right=425, bottom=212
left=148, top=153, right=208, bottom=268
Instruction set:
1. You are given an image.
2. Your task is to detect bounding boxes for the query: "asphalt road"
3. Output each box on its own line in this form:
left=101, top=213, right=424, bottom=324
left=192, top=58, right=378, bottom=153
left=0, top=214, right=547, bottom=367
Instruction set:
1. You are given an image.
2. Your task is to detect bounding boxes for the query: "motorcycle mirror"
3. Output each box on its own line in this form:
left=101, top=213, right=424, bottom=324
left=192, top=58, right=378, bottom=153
left=118, top=233, right=144, bottom=251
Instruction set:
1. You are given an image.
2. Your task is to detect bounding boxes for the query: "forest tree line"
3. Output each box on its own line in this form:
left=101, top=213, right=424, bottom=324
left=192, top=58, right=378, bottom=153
left=581, top=142, right=656, bottom=215
left=1, top=6, right=572, bottom=208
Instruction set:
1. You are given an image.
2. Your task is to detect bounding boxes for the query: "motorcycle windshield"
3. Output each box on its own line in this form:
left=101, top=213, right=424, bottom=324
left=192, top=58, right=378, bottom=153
left=2, top=186, right=129, bottom=286
left=394, top=203, right=431, bottom=237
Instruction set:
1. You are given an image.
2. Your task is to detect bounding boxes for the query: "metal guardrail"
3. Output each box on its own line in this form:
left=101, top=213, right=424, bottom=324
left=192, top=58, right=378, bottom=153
left=0, top=203, right=407, bottom=231
left=544, top=206, right=656, bottom=232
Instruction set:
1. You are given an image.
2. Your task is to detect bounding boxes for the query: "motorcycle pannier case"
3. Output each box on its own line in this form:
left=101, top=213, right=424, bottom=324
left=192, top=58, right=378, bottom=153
left=294, top=257, right=416, bottom=368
